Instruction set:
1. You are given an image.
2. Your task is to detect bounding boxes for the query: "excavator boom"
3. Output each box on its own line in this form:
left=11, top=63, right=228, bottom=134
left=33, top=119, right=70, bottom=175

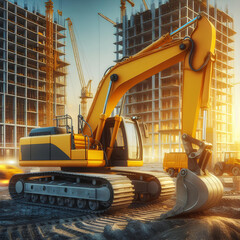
left=84, top=16, right=214, bottom=139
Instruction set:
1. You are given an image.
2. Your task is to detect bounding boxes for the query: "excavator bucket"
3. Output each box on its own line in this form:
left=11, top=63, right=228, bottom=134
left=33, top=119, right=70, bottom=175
left=161, top=168, right=223, bottom=218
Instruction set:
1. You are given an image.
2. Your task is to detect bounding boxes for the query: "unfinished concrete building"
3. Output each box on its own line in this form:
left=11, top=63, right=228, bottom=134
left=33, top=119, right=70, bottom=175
left=114, top=0, right=235, bottom=164
left=0, top=0, right=67, bottom=160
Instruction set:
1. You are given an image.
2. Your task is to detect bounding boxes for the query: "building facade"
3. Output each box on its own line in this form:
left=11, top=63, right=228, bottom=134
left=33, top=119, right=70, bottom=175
left=0, top=0, right=67, bottom=160
left=114, top=0, right=235, bottom=164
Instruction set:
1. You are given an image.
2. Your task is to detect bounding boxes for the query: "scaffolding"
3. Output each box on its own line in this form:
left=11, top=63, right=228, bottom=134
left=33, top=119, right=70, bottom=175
left=114, top=0, right=235, bottom=165
left=0, top=0, right=68, bottom=160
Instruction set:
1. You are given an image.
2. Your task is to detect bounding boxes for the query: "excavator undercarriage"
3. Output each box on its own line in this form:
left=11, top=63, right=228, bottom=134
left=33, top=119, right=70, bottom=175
left=10, top=170, right=175, bottom=213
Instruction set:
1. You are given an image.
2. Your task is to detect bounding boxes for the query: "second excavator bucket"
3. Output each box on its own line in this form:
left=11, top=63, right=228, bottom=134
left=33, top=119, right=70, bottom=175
left=161, top=169, right=223, bottom=218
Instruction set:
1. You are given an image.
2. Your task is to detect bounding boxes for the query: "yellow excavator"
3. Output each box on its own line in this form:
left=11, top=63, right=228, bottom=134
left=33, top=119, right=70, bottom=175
left=9, top=15, right=223, bottom=217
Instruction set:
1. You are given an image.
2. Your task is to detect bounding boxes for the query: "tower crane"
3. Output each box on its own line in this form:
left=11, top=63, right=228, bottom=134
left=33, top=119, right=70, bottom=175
left=66, top=18, right=93, bottom=119
left=99, top=1, right=134, bottom=25
left=45, top=0, right=54, bottom=126
left=120, top=0, right=134, bottom=22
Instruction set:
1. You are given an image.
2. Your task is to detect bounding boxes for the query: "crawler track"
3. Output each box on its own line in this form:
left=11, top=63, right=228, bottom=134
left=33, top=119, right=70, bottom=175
left=113, top=169, right=175, bottom=201
left=9, top=171, right=135, bottom=214
left=9, top=170, right=175, bottom=214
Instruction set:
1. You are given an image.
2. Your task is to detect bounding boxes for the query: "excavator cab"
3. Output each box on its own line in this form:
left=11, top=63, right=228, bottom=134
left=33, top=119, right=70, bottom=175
left=101, top=116, right=143, bottom=167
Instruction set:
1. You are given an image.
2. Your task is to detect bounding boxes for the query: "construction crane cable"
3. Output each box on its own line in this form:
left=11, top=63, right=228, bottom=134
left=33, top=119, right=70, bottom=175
left=98, top=14, right=101, bottom=81
left=74, top=25, right=93, bottom=81
left=66, top=17, right=93, bottom=119
left=66, top=18, right=86, bottom=88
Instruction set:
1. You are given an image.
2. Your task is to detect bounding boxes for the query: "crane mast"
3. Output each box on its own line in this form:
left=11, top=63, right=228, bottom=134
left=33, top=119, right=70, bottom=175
left=66, top=18, right=93, bottom=119
left=120, top=0, right=134, bottom=22
left=45, top=0, right=54, bottom=126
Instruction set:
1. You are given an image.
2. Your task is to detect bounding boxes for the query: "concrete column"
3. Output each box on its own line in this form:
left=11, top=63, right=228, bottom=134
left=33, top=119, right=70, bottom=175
left=140, top=12, right=143, bottom=46
left=115, top=25, right=119, bottom=61
left=3, top=2, right=8, bottom=150
left=179, top=1, right=181, bottom=28
left=212, top=0, right=217, bottom=162
left=36, top=24, right=39, bottom=126
left=151, top=2, right=155, bottom=41
left=170, top=14, right=172, bottom=32
left=151, top=2, right=156, bottom=161
left=53, top=24, right=57, bottom=118
left=158, top=3, right=162, bottom=162
left=169, top=134, right=172, bottom=152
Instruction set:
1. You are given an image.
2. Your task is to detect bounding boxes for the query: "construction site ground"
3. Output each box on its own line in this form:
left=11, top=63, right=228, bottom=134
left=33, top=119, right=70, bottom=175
left=0, top=164, right=240, bottom=240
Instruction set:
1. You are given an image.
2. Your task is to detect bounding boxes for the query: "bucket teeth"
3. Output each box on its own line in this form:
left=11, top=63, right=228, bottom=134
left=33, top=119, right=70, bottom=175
left=161, top=169, right=223, bottom=219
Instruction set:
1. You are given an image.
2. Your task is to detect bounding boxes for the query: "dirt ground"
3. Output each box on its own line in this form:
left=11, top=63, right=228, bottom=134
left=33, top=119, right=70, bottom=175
left=1, top=165, right=240, bottom=240
left=79, top=194, right=240, bottom=240
left=1, top=187, right=240, bottom=240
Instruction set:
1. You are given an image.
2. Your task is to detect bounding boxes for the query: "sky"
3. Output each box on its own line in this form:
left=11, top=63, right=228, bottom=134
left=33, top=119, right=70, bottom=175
left=11, top=0, right=240, bottom=141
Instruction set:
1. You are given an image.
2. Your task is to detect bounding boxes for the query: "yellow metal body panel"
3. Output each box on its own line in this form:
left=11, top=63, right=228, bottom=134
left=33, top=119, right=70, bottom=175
left=86, top=150, right=105, bottom=167
left=72, top=149, right=105, bottom=167
left=19, top=160, right=88, bottom=167
left=87, top=160, right=105, bottom=167
left=163, top=153, right=188, bottom=171
left=20, top=137, right=31, bottom=144
left=19, top=149, right=104, bottom=167
left=71, top=149, right=103, bottom=160
left=30, top=135, right=50, bottom=144
left=87, top=150, right=104, bottom=160
left=127, top=160, right=143, bottom=167
left=71, top=149, right=86, bottom=159
left=51, top=134, right=71, bottom=158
